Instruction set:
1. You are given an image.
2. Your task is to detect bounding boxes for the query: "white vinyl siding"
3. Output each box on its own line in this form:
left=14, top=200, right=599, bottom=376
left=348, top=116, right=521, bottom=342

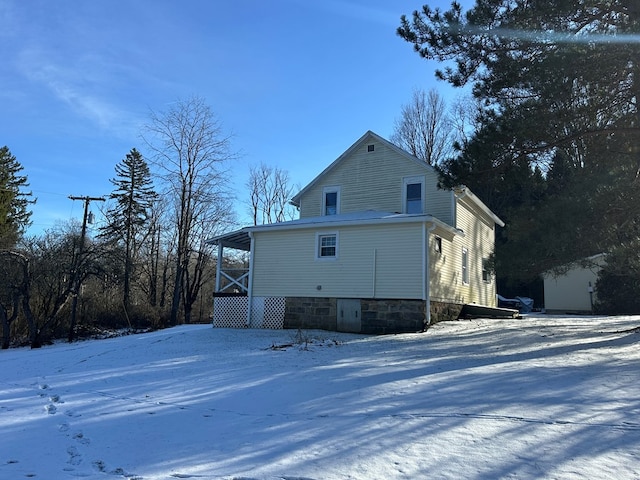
left=298, top=140, right=452, bottom=223
left=454, top=198, right=497, bottom=305
left=428, top=198, right=498, bottom=306
left=251, top=222, right=424, bottom=299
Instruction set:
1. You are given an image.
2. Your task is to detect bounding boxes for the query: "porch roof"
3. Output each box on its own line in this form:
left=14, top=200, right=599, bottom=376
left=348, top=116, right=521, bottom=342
left=208, top=227, right=252, bottom=251
left=207, top=210, right=463, bottom=251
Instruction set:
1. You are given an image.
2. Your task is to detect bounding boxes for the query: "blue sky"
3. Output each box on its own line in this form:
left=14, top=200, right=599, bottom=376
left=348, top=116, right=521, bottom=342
left=1, top=0, right=467, bottom=235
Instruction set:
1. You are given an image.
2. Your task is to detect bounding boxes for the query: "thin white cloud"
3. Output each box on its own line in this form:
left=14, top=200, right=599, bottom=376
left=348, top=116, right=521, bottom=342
left=16, top=47, right=143, bottom=137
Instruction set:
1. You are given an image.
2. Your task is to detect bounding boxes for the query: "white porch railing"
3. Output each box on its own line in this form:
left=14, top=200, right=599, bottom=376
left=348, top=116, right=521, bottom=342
left=217, top=268, right=249, bottom=294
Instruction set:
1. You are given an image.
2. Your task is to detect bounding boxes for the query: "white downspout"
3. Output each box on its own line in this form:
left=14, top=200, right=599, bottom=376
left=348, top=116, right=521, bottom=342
left=424, top=221, right=437, bottom=325
left=246, top=231, right=256, bottom=327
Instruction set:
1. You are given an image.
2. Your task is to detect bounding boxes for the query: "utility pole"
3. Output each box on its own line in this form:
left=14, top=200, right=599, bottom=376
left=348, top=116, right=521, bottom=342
left=68, top=195, right=105, bottom=342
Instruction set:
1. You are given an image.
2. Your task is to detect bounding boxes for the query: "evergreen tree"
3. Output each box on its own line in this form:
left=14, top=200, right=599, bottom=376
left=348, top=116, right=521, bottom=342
left=595, top=245, right=640, bottom=314
left=0, top=146, right=34, bottom=249
left=100, top=148, right=156, bottom=312
left=399, top=0, right=640, bottom=291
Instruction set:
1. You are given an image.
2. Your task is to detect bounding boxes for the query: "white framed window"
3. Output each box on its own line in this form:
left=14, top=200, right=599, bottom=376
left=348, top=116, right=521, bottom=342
left=482, top=258, right=490, bottom=283
left=403, top=176, right=424, bottom=214
left=322, top=186, right=340, bottom=216
left=462, top=247, right=469, bottom=284
left=316, top=232, right=338, bottom=260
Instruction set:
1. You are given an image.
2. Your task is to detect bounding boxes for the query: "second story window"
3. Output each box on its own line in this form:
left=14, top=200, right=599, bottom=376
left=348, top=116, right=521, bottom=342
left=323, top=186, right=340, bottom=215
left=403, top=176, right=424, bottom=214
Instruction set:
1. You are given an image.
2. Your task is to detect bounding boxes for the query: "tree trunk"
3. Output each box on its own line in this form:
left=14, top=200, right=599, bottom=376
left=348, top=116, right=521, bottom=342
left=170, top=258, right=183, bottom=326
left=0, top=305, right=9, bottom=349
left=22, top=294, right=39, bottom=349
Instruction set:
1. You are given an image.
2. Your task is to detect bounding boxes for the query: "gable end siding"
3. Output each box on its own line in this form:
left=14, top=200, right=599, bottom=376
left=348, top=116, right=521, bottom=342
left=298, top=141, right=453, bottom=224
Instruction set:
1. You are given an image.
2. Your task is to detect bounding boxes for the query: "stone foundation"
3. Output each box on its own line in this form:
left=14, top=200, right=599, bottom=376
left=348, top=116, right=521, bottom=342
left=359, top=298, right=426, bottom=334
left=284, top=297, right=337, bottom=331
left=284, top=297, right=464, bottom=334
left=430, top=301, right=464, bottom=324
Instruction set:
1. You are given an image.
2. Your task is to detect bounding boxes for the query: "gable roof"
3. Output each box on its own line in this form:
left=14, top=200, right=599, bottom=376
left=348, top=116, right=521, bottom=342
left=288, top=130, right=504, bottom=227
left=290, top=130, right=438, bottom=207
left=454, top=186, right=505, bottom=227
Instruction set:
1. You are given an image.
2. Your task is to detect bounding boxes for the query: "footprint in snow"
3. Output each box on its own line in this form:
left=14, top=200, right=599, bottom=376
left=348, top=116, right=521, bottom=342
left=45, top=404, right=57, bottom=414
left=73, top=431, right=90, bottom=445
left=49, top=394, right=63, bottom=403
left=67, top=446, right=82, bottom=466
left=93, top=461, right=142, bottom=479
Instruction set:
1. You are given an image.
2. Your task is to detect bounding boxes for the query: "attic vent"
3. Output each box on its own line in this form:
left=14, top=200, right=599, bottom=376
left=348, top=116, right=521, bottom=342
left=367, top=144, right=375, bottom=152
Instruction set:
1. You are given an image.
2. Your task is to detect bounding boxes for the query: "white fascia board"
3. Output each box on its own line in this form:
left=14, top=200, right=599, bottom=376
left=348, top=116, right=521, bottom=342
left=247, top=213, right=463, bottom=237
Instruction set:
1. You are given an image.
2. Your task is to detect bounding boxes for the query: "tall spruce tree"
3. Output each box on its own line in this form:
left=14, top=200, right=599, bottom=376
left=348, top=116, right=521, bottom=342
left=101, top=148, right=156, bottom=311
left=398, top=1, right=640, bottom=288
left=0, top=146, right=34, bottom=249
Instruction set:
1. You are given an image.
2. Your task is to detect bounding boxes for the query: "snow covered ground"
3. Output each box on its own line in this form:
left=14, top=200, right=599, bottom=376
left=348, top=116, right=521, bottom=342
left=1, top=315, right=639, bottom=480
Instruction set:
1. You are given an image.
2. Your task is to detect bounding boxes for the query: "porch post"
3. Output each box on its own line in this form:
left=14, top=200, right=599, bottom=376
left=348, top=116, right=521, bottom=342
left=245, top=231, right=256, bottom=326
left=215, top=240, right=223, bottom=293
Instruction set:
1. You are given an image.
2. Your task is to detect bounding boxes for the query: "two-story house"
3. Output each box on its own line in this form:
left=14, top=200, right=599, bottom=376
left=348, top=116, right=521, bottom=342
left=209, top=131, right=505, bottom=334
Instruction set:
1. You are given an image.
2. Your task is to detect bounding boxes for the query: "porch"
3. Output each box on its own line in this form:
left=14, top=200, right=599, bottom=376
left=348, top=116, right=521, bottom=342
left=209, top=227, right=285, bottom=329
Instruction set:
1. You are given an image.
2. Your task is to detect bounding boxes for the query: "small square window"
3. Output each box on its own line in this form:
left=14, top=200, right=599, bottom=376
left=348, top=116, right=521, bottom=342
left=367, top=144, right=375, bottom=152
left=434, top=236, right=442, bottom=253
left=317, top=233, right=337, bottom=259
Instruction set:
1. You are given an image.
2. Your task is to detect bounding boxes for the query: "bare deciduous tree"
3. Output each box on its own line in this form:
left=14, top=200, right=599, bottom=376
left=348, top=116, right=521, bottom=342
left=391, top=88, right=452, bottom=166
left=449, top=94, right=483, bottom=151
left=247, top=163, right=297, bottom=225
left=143, top=96, right=236, bottom=325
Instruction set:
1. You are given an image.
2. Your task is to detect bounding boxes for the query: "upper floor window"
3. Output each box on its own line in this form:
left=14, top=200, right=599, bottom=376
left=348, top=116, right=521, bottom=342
left=323, top=186, right=340, bottom=216
left=403, top=176, right=424, bottom=214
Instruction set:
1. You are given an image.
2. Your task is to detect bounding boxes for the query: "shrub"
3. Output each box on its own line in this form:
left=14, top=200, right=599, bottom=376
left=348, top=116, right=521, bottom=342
left=595, top=246, right=640, bottom=314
